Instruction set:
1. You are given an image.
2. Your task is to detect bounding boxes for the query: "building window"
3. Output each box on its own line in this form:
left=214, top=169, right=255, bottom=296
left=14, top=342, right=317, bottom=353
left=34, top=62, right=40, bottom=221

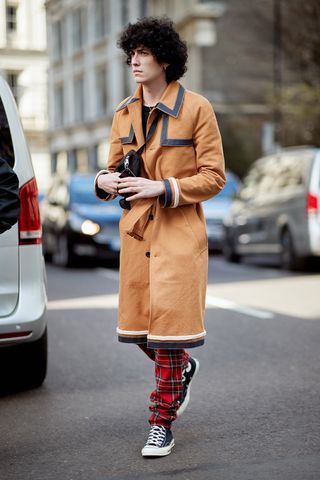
left=94, top=0, right=110, bottom=39
left=56, top=151, right=68, bottom=175
left=54, top=85, right=64, bottom=127
left=121, top=0, right=129, bottom=25
left=97, top=140, right=110, bottom=169
left=75, top=148, right=89, bottom=172
left=72, top=7, right=86, bottom=52
left=74, top=76, right=84, bottom=122
left=140, top=0, right=147, bottom=17
left=96, top=68, right=108, bottom=116
left=7, top=72, right=19, bottom=104
left=53, top=20, right=63, bottom=61
left=123, top=63, right=131, bottom=99
left=6, top=4, right=17, bottom=33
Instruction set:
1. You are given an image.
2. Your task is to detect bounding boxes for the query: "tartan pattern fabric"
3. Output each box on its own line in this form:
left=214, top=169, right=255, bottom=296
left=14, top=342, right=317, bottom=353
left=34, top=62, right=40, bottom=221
left=139, top=345, right=189, bottom=428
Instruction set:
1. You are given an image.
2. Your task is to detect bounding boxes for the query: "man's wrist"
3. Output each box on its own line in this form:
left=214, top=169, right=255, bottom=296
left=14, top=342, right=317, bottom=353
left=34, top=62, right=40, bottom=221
left=158, top=180, right=165, bottom=195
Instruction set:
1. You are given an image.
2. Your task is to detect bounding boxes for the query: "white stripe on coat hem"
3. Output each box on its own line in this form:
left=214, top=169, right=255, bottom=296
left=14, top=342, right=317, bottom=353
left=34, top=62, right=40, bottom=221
left=168, top=177, right=180, bottom=208
left=147, top=331, right=206, bottom=341
left=117, top=328, right=149, bottom=335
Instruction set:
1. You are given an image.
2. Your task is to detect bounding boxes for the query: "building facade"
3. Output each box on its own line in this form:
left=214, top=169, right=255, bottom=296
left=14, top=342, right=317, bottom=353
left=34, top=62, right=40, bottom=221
left=46, top=0, right=294, bottom=179
left=45, top=0, right=225, bottom=177
left=45, top=0, right=149, bottom=176
left=0, top=0, right=50, bottom=190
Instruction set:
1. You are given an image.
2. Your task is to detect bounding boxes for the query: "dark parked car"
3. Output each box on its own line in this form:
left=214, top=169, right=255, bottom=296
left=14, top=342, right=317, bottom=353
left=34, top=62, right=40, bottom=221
left=202, top=170, right=241, bottom=251
left=41, top=173, right=122, bottom=267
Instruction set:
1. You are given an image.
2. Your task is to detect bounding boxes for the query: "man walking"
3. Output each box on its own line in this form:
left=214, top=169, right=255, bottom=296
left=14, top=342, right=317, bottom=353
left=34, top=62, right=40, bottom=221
left=95, top=16, right=225, bottom=457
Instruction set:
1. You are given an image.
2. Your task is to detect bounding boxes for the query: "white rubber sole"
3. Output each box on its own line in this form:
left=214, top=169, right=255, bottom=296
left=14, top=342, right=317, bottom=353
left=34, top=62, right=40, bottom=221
left=176, top=357, right=200, bottom=418
left=141, top=439, right=175, bottom=457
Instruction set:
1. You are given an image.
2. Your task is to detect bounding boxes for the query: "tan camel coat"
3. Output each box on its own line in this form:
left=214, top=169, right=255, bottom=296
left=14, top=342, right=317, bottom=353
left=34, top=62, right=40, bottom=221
left=95, top=80, right=225, bottom=349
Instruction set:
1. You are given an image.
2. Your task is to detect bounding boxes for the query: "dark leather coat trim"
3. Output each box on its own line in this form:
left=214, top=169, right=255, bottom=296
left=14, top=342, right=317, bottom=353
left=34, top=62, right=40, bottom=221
left=147, top=339, right=205, bottom=349
left=160, top=114, right=193, bottom=146
left=162, top=179, right=172, bottom=208
left=118, top=335, right=147, bottom=344
left=115, top=96, right=139, bottom=112
left=120, top=124, right=135, bottom=144
left=156, top=84, right=185, bottom=118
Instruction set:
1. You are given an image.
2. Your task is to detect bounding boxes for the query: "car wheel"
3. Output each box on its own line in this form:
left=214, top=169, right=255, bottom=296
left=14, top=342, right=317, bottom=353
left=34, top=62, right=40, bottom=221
left=42, top=235, right=53, bottom=262
left=0, top=327, right=48, bottom=392
left=53, top=233, right=76, bottom=268
left=280, top=229, right=303, bottom=271
left=223, top=235, right=241, bottom=263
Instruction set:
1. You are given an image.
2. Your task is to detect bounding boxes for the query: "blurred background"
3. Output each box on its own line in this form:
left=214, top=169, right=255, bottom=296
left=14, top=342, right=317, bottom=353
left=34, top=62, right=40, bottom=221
left=1, top=0, right=319, bottom=190
left=2, top=0, right=319, bottom=270
left=1, top=3, right=320, bottom=476
left=1, top=0, right=320, bottom=273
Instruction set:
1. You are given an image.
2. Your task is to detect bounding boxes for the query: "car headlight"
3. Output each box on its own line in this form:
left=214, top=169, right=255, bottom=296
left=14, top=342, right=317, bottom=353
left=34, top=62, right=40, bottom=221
left=81, top=219, right=100, bottom=236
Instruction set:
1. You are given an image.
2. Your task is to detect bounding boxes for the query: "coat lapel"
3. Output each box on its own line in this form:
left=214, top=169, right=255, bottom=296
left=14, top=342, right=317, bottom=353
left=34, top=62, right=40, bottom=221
left=156, top=81, right=185, bottom=118
left=127, top=85, right=144, bottom=149
left=124, top=81, right=185, bottom=149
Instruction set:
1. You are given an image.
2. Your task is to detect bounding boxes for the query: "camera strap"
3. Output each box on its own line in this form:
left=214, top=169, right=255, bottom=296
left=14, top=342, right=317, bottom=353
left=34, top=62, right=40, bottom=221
left=136, top=112, right=162, bottom=156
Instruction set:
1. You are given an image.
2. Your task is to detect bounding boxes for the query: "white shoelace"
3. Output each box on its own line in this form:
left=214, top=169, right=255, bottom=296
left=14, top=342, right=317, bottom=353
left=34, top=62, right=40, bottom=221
left=182, top=361, right=191, bottom=383
left=146, top=425, right=167, bottom=447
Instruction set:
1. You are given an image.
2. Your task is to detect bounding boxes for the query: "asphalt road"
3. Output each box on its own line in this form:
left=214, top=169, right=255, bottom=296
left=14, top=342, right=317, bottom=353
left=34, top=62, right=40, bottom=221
left=1, top=255, right=320, bottom=480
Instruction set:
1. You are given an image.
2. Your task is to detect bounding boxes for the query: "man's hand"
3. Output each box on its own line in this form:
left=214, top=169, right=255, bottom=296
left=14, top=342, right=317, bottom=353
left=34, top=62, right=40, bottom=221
left=117, top=177, right=165, bottom=201
left=97, top=172, right=121, bottom=195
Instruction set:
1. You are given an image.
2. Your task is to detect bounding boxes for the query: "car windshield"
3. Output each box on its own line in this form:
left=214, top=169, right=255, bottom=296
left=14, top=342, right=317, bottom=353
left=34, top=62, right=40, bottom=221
left=70, top=177, right=105, bottom=205
left=215, top=177, right=239, bottom=198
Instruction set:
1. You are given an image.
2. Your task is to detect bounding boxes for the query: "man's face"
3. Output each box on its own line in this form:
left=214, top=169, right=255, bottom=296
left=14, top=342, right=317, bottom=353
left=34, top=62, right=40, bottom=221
left=130, top=46, right=166, bottom=85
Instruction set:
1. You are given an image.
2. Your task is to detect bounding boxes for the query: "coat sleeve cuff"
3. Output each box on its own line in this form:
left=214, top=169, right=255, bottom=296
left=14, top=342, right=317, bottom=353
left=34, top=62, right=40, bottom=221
left=160, top=177, right=180, bottom=208
left=94, top=170, right=116, bottom=201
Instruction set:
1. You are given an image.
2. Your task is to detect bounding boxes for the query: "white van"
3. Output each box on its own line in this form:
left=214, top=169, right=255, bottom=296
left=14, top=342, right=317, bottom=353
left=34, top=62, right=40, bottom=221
left=0, top=76, right=47, bottom=390
left=223, top=146, right=320, bottom=270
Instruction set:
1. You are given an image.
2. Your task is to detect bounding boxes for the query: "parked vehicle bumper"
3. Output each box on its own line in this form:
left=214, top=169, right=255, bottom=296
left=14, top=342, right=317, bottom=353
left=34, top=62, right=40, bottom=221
left=0, top=245, right=47, bottom=346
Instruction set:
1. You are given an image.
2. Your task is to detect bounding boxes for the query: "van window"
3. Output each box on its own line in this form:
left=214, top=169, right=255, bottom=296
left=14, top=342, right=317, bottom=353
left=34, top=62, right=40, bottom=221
left=239, top=161, right=265, bottom=200
left=240, top=150, right=314, bottom=199
left=0, top=97, right=15, bottom=168
left=271, top=153, right=310, bottom=191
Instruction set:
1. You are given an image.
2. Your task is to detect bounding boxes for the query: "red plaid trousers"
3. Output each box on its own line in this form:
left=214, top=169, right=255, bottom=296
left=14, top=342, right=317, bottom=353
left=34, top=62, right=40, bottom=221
left=139, top=345, right=189, bottom=428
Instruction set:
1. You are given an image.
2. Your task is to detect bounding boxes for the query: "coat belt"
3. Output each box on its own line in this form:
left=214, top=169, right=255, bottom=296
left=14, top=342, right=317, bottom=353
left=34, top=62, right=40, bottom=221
left=121, top=198, right=155, bottom=241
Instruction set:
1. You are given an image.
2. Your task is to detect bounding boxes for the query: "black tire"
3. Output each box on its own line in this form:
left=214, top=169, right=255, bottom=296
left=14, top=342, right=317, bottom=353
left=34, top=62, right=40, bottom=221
left=52, top=232, right=76, bottom=268
left=280, top=229, right=303, bottom=271
left=0, top=327, right=48, bottom=393
left=223, top=234, right=241, bottom=263
left=42, top=230, right=53, bottom=263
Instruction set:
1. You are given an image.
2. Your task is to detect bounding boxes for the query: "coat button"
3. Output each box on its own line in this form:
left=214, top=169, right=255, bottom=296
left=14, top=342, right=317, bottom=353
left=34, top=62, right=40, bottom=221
left=148, top=214, right=154, bottom=220
left=145, top=251, right=150, bottom=258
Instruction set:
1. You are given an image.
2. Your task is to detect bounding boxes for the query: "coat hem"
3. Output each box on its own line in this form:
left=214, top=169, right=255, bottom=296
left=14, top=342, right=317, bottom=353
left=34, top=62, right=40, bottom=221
left=118, top=335, right=205, bottom=349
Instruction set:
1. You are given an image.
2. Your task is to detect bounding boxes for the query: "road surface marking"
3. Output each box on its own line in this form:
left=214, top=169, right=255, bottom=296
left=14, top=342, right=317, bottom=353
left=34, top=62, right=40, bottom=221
left=48, top=293, right=274, bottom=318
left=206, top=295, right=274, bottom=319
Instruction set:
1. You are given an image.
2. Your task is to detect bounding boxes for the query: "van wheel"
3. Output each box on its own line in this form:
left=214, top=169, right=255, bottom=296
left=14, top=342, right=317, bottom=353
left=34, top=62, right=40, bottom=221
left=53, top=233, right=76, bottom=268
left=0, top=328, right=47, bottom=392
left=21, top=327, right=48, bottom=389
left=223, top=238, right=241, bottom=263
left=42, top=231, right=53, bottom=262
left=280, top=229, right=303, bottom=271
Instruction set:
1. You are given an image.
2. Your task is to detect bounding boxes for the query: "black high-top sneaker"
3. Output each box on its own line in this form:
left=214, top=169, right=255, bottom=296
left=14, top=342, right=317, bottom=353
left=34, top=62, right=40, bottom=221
left=176, top=357, right=200, bottom=417
left=141, top=425, right=175, bottom=457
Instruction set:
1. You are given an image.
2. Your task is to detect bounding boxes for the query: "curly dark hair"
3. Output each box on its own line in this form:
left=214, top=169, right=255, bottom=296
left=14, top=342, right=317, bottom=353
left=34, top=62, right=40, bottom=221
left=118, top=16, right=188, bottom=84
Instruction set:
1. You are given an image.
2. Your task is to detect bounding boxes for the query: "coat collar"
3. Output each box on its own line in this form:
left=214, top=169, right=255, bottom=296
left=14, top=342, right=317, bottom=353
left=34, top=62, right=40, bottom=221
left=115, top=81, right=186, bottom=119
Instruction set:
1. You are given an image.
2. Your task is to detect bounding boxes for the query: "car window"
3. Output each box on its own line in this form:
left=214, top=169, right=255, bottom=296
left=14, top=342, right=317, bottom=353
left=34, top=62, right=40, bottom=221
left=216, top=178, right=239, bottom=198
left=0, top=97, right=15, bottom=168
left=70, top=177, right=102, bottom=205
